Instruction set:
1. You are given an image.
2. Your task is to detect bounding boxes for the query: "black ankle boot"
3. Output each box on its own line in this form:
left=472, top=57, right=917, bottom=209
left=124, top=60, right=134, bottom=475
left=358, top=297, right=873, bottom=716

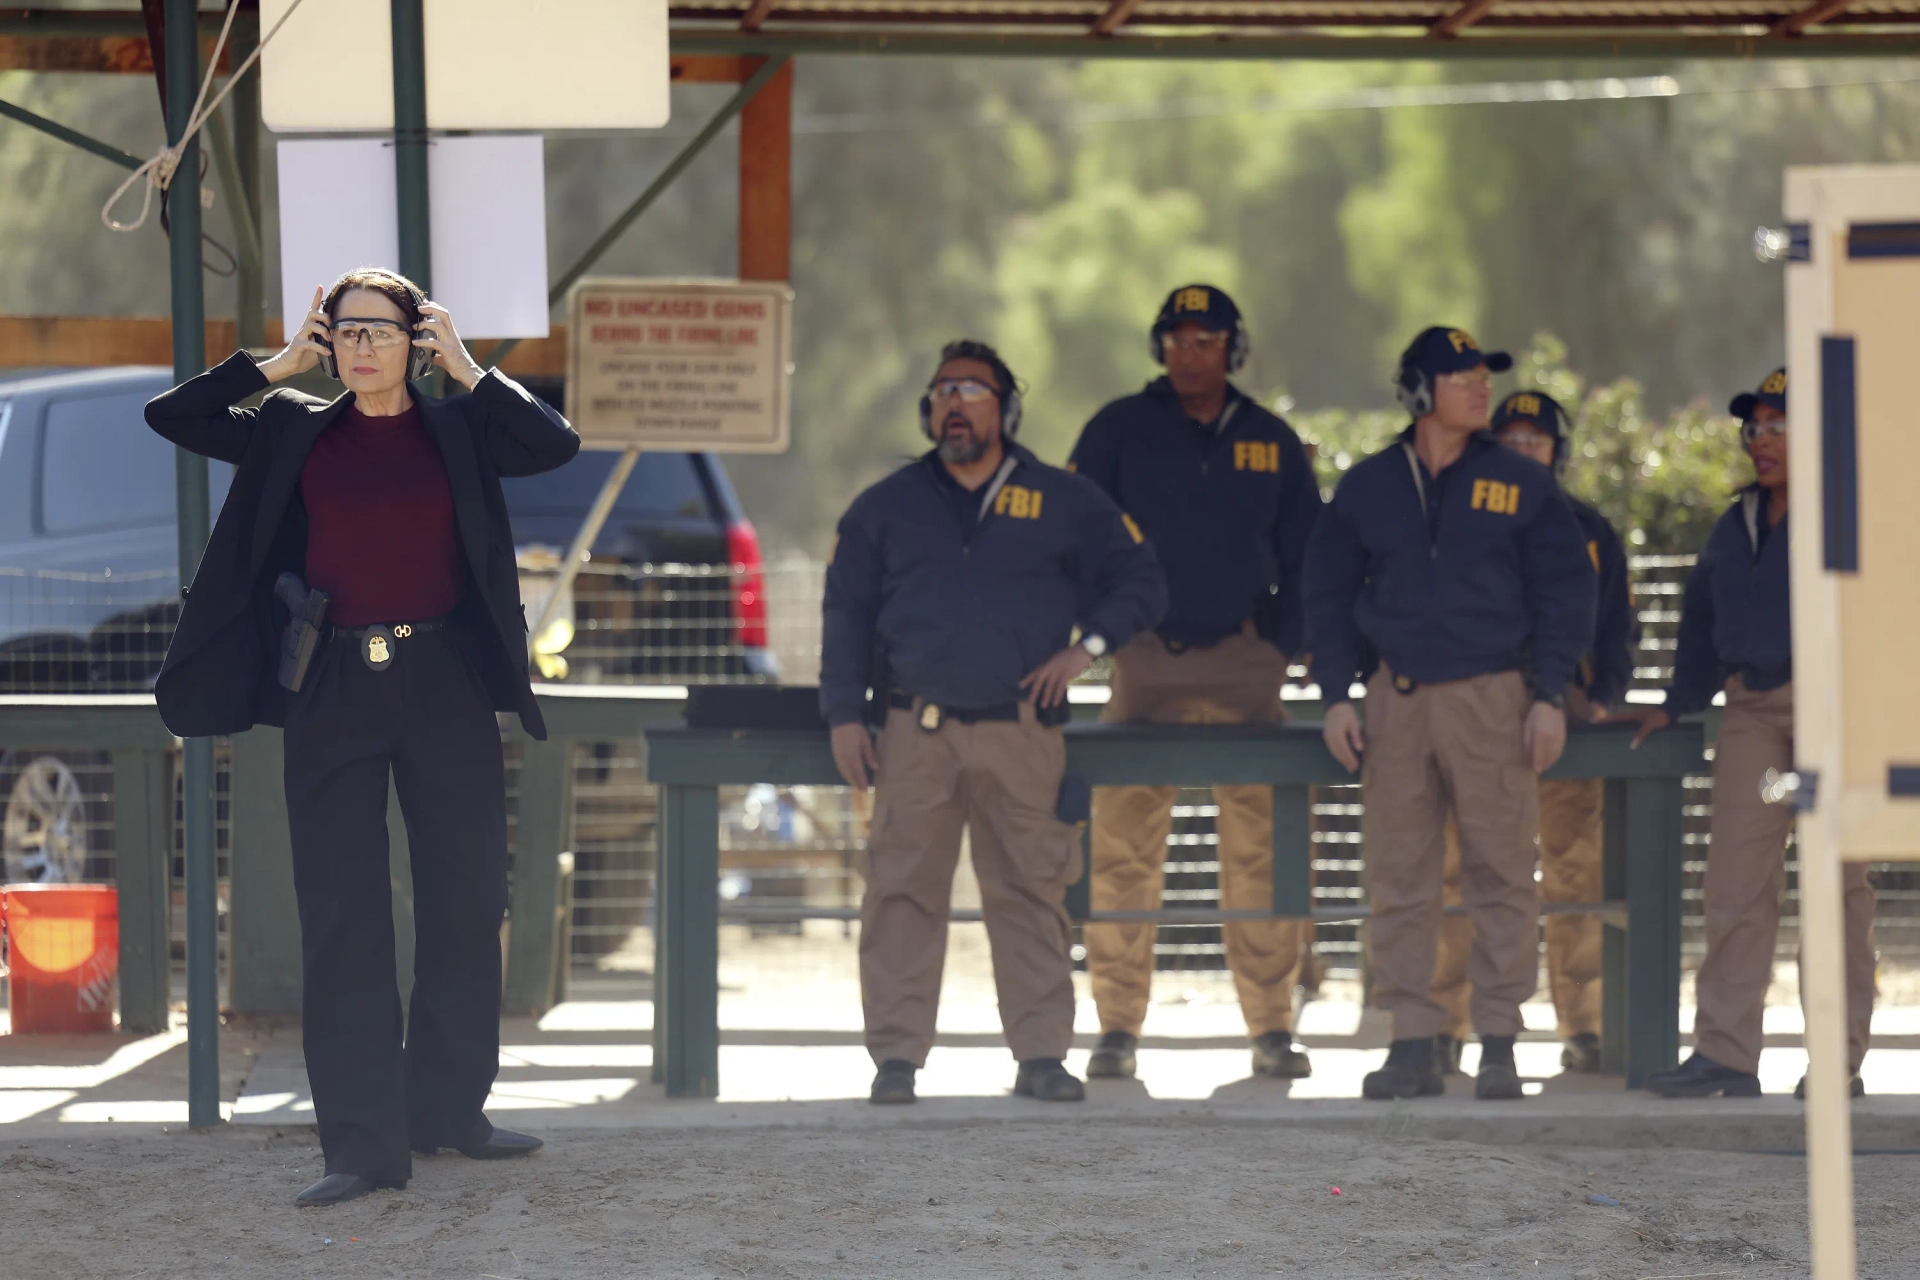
left=1362, top=1038, right=1445, bottom=1100
left=1475, top=1035, right=1524, bottom=1100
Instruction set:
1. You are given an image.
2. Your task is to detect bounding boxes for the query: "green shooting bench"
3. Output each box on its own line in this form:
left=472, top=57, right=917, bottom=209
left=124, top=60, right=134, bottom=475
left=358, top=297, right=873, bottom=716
left=644, top=716, right=1706, bottom=1099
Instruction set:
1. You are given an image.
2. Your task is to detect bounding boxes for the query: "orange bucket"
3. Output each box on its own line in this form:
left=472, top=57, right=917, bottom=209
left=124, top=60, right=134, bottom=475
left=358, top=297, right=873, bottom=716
left=2, top=884, right=118, bottom=1033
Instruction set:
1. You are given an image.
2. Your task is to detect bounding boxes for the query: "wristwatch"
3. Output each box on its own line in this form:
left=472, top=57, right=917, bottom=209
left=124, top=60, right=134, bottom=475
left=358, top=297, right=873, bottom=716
left=1081, top=633, right=1109, bottom=659
left=1536, top=688, right=1568, bottom=711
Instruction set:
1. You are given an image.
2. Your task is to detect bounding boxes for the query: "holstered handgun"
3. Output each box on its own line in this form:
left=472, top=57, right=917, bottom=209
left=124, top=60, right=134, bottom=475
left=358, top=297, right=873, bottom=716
left=274, top=573, right=331, bottom=693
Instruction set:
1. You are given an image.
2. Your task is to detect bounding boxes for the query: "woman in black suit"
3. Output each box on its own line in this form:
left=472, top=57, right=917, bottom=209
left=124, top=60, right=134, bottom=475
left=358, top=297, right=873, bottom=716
left=147, top=267, right=580, bottom=1206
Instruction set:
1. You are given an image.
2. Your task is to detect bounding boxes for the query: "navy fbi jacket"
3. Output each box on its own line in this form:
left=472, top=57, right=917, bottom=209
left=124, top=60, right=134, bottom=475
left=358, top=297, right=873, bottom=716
left=1662, top=486, right=1791, bottom=717
left=1569, top=495, right=1637, bottom=709
left=1068, top=378, right=1322, bottom=652
left=1303, top=427, right=1596, bottom=704
left=820, top=442, right=1168, bottom=727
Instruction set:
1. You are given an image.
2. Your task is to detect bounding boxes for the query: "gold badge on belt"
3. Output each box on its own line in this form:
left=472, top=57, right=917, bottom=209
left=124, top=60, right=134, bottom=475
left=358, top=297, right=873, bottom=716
left=918, top=702, right=943, bottom=732
left=361, top=625, right=396, bottom=672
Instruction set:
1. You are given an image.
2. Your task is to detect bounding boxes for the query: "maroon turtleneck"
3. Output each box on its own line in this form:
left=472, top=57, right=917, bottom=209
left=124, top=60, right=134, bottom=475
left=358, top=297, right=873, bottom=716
left=299, top=401, right=466, bottom=627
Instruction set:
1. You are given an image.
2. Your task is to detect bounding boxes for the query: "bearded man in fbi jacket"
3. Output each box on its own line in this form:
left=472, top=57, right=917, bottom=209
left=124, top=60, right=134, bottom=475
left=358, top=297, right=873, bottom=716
left=1303, top=326, right=1595, bottom=1102
left=1067, top=285, right=1323, bottom=1083
left=820, top=340, right=1167, bottom=1105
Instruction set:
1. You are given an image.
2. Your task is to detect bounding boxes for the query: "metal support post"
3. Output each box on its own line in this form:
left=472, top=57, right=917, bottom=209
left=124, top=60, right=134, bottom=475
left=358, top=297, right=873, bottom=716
left=391, top=0, right=431, bottom=291
left=1269, top=784, right=1313, bottom=915
left=1622, top=776, right=1685, bottom=1088
left=164, top=0, right=220, bottom=1131
left=228, top=8, right=264, bottom=350
left=659, top=783, right=721, bottom=1098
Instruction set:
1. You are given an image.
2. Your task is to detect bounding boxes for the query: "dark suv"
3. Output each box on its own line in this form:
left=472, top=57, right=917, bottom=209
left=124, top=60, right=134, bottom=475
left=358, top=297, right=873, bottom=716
left=0, top=366, right=773, bottom=694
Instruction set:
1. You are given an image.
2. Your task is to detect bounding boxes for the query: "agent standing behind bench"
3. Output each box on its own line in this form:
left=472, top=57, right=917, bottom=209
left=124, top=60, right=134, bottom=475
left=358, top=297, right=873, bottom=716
left=1303, top=327, right=1594, bottom=1103
left=822, top=340, right=1166, bottom=1106
left=146, top=268, right=580, bottom=1205
left=1636, top=369, right=1877, bottom=1101
left=1067, top=285, right=1322, bottom=1083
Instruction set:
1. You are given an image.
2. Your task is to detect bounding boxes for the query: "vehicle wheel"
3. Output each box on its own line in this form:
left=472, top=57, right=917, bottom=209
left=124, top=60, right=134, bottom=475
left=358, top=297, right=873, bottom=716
left=2, top=755, right=87, bottom=884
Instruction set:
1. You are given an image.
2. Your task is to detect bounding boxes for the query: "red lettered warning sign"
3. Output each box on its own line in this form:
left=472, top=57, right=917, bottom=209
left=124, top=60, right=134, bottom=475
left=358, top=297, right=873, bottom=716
left=566, top=278, right=793, bottom=452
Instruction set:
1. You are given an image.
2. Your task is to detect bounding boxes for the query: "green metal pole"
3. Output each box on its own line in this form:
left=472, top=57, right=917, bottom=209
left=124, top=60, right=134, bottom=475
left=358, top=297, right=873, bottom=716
left=391, top=0, right=431, bottom=291
left=165, top=0, right=220, bottom=1131
left=229, top=9, right=265, bottom=351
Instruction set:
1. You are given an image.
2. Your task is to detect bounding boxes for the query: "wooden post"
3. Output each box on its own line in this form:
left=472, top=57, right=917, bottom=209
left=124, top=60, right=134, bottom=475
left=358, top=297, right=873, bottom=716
left=737, top=57, right=793, bottom=282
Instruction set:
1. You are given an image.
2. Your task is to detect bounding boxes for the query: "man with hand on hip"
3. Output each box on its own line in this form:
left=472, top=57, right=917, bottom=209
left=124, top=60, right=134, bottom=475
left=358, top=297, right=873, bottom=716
left=821, top=340, right=1166, bottom=1106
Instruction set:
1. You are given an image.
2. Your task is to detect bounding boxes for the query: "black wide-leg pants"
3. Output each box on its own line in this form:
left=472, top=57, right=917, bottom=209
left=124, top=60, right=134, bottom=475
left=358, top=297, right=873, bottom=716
left=283, top=626, right=509, bottom=1181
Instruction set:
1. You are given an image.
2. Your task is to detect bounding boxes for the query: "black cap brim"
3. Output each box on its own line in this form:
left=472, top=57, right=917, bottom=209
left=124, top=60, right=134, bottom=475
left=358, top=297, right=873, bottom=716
left=1485, top=352, right=1513, bottom=373
left=1729, top=392, right=1758, bottom=419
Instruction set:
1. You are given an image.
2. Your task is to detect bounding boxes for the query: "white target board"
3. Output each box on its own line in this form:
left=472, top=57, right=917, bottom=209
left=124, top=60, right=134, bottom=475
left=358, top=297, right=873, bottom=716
left=260, top=0, right=670, bottom=132
left=1784, top=166, right=1920, bottom=860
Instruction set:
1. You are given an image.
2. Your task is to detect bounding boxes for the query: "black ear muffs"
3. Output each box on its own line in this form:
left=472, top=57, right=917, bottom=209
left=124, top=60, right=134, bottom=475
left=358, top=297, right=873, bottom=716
left=318, top=282, right=437, bottom=383
left=921, top=388, right=1023, bottom=441
left=1395, top=364, right=1434, bottom=418
left=1151, top=326, right=1251, bottom=375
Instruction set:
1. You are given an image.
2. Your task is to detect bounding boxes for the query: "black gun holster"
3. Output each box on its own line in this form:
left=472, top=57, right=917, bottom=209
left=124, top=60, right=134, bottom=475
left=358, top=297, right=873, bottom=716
left=274, top=573, right=331, bottom=693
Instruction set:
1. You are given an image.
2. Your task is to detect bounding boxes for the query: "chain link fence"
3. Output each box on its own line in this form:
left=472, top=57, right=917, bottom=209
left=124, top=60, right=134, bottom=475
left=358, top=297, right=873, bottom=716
left=3, top=553, right=1917, bottom=1010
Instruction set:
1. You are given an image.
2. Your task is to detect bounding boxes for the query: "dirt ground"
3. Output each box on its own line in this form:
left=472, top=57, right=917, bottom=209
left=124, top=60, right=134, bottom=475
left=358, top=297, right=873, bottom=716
left=4, top=1119, right=1917, bottom=1279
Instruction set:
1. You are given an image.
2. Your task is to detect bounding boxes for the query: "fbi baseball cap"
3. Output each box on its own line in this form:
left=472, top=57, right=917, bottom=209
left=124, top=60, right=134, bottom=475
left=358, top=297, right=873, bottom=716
left=1729, top=367, right=1787, bottom=420
left=1491, top=389, right=1569, bottom=442
left=1153, top=284, right=1242, bottom=336
left=1399, top=326, right=1513, bottom=377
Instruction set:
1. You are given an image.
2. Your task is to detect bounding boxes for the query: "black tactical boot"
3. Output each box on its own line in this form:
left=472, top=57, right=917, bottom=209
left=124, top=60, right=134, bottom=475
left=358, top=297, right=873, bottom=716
left=1361, top=1037, right=1445, bottom=1100
left=1644, top=1052, right=1761, bottom=1099
left=1250, top=1031, right=1312, bottom=1079
left=1560, top=1032, right=1602, bottom=1074
left=1013, top=1058, right=1086, bottom=1101
left=869, top=1059, right=918, bottom=1105
left=1794, top=1073, right=1865, bottom=1100
left=1086, top=1031, right=1138, bottom=1080
left=1474, top=1035, right=1525, bottom=1100
left=1433, top=1032, right=1466, bottom=1076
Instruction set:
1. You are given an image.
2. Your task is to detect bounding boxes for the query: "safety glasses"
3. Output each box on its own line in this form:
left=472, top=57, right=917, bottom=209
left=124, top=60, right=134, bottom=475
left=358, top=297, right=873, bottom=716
left=1438, top=368, right=1493, bottom=390
left=1740, top=418, right=1787, bottom=444
left=927, top=378, right=998, bottom=405
left=331, top=321, right=411, bottom=351
left=1163, top=331, right=1229, bottom=354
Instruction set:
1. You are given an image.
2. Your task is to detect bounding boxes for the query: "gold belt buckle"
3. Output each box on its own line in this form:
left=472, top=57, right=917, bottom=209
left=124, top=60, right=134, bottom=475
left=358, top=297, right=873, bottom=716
left=918, top=702, right=943, bottom=732
left=394, top=623, right=414, bottom=639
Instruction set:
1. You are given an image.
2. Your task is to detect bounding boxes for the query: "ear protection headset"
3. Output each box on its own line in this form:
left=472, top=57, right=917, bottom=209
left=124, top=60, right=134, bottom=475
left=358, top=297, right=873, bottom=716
left=920, top=383, right=1023, bottom=441
left=319, top=276, right=436, bottom=383
left=1394, top=362, right=1434, bottom=418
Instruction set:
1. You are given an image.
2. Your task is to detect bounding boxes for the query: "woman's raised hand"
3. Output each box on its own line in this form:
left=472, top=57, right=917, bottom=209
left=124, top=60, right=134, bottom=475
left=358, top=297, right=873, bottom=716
left=414, top=301, right=486, bottom=389
left=260, top=286, right=332, bottom=383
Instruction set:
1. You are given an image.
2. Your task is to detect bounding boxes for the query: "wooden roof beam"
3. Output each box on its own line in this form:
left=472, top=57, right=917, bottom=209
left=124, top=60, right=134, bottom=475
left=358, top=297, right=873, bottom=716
left=741, top=0, right=778, bottom=31
left=1092, top=0, right=1145, bottom=36
left=1773, top=0, right=1852, bottom=35
left=1430, top=0, right=1499, bottom=37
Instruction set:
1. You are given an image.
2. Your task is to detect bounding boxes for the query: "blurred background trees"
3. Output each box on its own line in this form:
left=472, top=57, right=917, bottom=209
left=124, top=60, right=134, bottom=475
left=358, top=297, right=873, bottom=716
left=5, top=55, right=1916, bottom=555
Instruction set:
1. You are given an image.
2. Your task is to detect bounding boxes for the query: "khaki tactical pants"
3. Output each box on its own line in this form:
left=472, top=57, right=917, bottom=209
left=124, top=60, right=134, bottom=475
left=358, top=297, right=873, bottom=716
left=1434, top=686, right=1603, bottom=1041
left=1363, top=667, right=1540, bottom=1041
left=1086, top=627, right=1307, bottom=1039
left=859, top=704, right=1083, bottom=1067
left=1693, top=678, right=1876, bottom=1075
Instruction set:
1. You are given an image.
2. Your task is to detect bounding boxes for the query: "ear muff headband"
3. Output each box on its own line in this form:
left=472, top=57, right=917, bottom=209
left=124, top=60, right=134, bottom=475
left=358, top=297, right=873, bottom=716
left=1151, top=325, right=1250, bottom=375
left=1395, top=364, right=1434, bottom=418
left=319, top=279, right=436, bottom=383
left=920, top=386, right=1023, bottom=441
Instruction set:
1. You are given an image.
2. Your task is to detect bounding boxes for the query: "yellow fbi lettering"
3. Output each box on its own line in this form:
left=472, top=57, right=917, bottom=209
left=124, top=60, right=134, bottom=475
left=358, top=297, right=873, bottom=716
left=1233, top=441, right=1281, bottom=473
left=1121, top=513, right=1144, bottom=543
left=1174, top=287, right=1211, bottom=313
left=1587, top=539, right=1601, bottom=572
left=1470, top=478, right=1521, bottom=515
left=993, top=484, right=1044, bottom=520
left=1508, top=393, right=1542, bottom=419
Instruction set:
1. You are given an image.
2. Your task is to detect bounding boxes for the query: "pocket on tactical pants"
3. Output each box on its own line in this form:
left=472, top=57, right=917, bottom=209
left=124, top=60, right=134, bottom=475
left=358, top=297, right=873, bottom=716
left=998, top=726, right=1083, bottom=885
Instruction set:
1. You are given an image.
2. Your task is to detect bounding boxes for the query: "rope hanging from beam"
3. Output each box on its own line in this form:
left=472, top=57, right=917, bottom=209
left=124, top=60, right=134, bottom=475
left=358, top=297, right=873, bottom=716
left=101, top=0, right=305, bottom=234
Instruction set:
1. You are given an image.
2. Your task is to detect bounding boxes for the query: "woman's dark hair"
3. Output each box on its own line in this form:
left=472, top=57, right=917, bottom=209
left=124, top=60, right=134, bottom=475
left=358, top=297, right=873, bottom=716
left=323, top=267, right=425, bottom=328
left=935, top=339, right=1021, bottom=402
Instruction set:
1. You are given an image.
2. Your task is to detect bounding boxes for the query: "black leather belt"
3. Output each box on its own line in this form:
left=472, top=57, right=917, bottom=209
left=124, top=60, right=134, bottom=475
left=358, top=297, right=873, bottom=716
left=328, top=614, right=452, bottom=672
left=330, top=615, right=451, bottom=643
left=886, top=690, right=1067, bottom=728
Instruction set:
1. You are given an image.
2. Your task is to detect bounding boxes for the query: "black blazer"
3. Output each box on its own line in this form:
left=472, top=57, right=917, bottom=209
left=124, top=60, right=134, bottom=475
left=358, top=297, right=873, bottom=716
left=146, top=352, right=581, bottom=740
